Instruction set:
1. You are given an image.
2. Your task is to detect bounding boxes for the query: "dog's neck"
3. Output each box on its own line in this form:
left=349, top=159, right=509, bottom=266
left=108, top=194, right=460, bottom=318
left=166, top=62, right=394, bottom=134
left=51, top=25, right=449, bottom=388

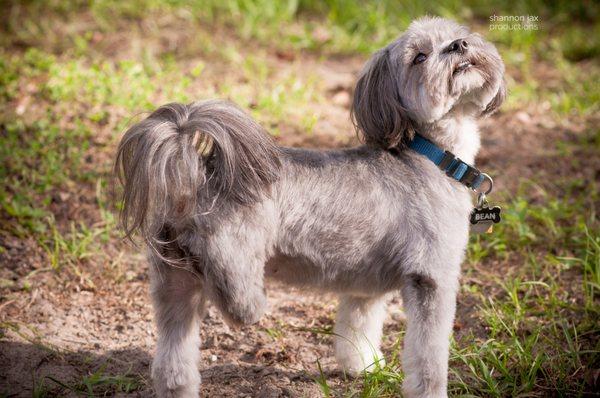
left=416, top=116, right=481, bottom=164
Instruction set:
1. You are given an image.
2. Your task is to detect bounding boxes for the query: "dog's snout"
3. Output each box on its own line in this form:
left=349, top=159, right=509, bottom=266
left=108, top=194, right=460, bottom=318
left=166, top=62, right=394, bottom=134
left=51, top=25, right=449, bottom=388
left=446, top=38, right=468, bottom=54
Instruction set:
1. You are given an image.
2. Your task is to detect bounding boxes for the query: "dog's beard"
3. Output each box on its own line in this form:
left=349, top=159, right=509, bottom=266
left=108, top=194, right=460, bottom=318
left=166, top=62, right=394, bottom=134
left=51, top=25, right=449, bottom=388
left=450, top=56, right=487, bottom=95
left=450, top=45, right=504, bottom=109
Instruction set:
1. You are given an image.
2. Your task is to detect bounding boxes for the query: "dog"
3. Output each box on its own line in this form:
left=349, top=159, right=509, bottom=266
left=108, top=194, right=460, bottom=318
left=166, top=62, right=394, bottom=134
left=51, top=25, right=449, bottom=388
left=115, top=16, right=505, bottom=398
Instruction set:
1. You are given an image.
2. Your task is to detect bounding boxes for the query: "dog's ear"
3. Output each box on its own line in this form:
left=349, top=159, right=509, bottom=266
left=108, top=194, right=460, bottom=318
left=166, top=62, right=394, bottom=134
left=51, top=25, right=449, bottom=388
left=351, top=49, right=414, bottom=149
left=481, top=78, right=506, bottom=116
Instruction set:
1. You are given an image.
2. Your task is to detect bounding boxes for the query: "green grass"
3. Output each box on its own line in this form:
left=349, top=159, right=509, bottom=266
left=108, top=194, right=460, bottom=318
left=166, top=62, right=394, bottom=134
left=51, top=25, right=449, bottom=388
left=3, top=0, right=599, bottom=123
left=42, top=366, right=144, bottom=396
left=1, top=0, right=598, bottom=396
left=452, top=181, right=599, bottom=395
left=452, top=249, right=598, bottom=396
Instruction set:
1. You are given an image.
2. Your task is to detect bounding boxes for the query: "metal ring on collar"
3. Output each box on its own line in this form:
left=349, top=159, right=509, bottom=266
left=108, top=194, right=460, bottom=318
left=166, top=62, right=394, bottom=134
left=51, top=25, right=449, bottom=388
left=474, top=173, right=493, bottom=195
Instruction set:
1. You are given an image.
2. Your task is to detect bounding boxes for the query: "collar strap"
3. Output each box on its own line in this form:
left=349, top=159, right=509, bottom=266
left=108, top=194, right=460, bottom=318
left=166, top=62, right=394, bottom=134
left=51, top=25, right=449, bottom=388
left=408, top=134, right=487, bottom=191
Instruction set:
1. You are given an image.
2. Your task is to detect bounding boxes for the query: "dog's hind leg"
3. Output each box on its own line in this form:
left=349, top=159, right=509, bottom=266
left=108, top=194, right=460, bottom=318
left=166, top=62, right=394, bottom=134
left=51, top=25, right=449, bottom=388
left=149, top=254, right=205, bottom=398
left=400, top=272, right=458, bottom=398
left=334, top=295, right=387, bottom=374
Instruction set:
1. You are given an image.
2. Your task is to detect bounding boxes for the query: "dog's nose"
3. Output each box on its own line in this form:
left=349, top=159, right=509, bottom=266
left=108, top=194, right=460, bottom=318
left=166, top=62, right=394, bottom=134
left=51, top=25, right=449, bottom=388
left=446, top=39, right=468, bottom=54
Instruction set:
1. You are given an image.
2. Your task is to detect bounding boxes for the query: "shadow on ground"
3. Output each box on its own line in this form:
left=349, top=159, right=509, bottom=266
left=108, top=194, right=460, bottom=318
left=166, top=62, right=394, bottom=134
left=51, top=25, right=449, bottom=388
left=0, top=341, right=152, bottom=396
left=0, top=340, right=332, bottom=397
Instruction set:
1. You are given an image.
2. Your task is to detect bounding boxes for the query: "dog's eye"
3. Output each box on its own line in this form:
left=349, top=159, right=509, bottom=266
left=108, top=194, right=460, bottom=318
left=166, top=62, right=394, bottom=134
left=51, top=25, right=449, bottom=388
left=413, top=53, right=427, bottom=65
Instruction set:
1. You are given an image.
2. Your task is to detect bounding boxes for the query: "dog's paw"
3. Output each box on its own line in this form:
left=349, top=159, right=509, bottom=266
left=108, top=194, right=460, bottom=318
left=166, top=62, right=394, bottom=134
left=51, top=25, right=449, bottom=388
left=335, top=346, right=385, bottom=376
left=220, top=288, right=267, bottom=327
left=402, top=374, right=447, bottom=398
left=152, top=358, right=200, bottom=398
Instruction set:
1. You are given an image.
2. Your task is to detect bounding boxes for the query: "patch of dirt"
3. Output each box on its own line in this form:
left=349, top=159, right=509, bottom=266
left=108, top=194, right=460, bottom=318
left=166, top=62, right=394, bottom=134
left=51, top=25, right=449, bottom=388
left=2, top=272, right=406, bottom=397
left=478, top=108, right=598, bottom=195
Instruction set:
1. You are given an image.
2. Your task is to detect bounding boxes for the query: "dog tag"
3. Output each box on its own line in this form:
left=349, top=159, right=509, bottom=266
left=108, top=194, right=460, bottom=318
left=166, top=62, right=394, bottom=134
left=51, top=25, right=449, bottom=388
left=470, top=194, right=501, bottom=234
left=470, top=219, right=494, bottom=234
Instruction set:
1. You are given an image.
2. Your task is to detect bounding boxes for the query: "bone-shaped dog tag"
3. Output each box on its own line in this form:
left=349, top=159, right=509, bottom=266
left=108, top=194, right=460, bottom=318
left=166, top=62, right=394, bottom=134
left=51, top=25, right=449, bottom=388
left=470, top=196, right=501, bottom=234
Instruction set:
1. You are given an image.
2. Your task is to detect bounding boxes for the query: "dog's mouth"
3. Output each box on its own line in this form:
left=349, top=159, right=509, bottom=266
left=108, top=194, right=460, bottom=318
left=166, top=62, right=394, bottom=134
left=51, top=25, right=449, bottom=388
left=453, top=60, right=475, bottom=75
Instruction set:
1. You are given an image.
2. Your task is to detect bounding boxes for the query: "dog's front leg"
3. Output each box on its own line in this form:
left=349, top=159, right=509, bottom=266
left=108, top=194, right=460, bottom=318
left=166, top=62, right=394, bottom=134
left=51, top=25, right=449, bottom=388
left=150, top=255, right=205, bottom=398
left=334, top=295, right=387, bottom=374
left=400, top=273, right=457, bottom=398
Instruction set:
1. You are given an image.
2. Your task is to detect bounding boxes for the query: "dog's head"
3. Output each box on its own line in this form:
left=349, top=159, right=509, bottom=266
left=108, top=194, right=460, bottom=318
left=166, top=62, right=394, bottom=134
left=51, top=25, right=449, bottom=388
left=352, top=17, right=505, bottom=149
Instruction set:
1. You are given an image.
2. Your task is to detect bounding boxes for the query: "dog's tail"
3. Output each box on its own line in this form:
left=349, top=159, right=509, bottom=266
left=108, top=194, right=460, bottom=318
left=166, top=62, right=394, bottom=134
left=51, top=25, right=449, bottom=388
left=115, top=100, right=280, bottom=243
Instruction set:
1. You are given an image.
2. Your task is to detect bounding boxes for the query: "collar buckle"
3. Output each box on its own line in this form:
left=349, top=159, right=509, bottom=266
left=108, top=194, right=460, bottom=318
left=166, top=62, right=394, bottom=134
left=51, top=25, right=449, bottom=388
left=438, top=151, right=455, bottom=170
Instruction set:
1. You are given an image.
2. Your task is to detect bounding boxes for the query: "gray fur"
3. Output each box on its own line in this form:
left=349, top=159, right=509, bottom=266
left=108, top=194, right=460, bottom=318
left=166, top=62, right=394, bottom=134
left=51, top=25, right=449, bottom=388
left=115, top=100, right=280, bottom=253
left=351, top=48, right=415, bottom=149
left=116, top=17, right=505, bottom=398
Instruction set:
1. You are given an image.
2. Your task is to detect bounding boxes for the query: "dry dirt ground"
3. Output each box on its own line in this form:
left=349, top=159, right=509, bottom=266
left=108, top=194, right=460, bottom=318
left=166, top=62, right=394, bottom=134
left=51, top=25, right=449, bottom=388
left=0, top=15, right=598, bottom=398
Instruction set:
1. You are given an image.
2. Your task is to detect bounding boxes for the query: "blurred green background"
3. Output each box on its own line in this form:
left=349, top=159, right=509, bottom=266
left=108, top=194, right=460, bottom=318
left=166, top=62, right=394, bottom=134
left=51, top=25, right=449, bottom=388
left=0, top=0, right=598, bottom=396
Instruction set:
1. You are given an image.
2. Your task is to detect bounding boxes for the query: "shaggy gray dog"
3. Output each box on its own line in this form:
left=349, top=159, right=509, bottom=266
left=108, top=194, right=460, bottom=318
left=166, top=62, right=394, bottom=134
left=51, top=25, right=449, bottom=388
left=116, top=17, right=505, bottom=398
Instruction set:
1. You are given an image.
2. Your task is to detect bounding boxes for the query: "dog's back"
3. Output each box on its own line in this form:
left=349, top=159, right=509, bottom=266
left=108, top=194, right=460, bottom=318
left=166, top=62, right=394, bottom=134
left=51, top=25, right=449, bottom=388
left=268, top=146, right=471, bottom=294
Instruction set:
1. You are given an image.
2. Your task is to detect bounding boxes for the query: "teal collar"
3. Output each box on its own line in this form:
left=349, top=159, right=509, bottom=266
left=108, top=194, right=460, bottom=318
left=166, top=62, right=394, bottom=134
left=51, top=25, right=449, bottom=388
left=408, top=133, right=491, bottom=193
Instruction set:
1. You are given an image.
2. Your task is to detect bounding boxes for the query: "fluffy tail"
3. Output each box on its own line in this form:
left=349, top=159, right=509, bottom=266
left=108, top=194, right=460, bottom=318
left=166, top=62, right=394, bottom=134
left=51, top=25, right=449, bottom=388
left=115, top=100, right=280, bottom=243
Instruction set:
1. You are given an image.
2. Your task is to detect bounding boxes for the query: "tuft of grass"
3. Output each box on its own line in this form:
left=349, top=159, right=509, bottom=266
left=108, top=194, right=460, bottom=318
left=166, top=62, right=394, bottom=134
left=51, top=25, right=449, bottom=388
left=564, top=227, right=600, bottom=309
left=32, top=375, right=50, bottom=398
left=45, top=57, right=193, bottom=112
left=45, top=365, right=145, bottom=396
left=315, top=358, right=333, bottom=397
left=0, top=117, right=92, bottom=237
